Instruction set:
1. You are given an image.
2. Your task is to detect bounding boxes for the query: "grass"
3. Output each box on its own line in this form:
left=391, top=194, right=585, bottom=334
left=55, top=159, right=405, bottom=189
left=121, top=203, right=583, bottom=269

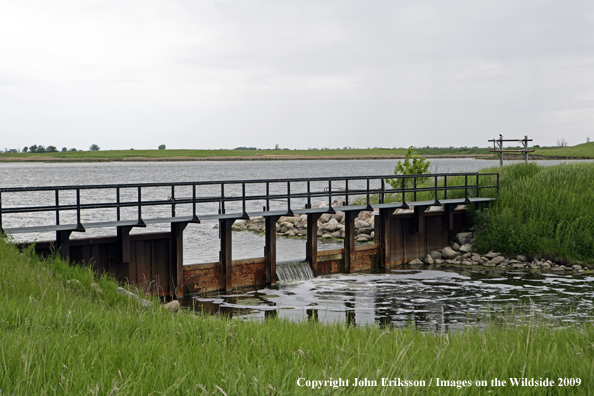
left=534, top=142, right=594, bottom=158
left=0, top=147, right=494, bottom=162
left=470, top=162, right=594, bottom=264
left=1, top=237, right=594, bottom=395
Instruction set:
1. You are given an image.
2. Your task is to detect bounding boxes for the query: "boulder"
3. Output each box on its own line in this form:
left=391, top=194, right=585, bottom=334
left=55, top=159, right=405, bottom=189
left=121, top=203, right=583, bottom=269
left=164, top=300, right=180, bottom=312
left=455, top=232, right=473, bottom=245
left=572, top=264, right=583, bottom=271
left=321, top=233, right=333, bottom=239
left=490, top=256, right=505, bottom=266
left=355, top=220, right=369, bottom=229
left=324, top=222, right=337, bottom=232
left=459, top=244, right=473, bottom=253
left=409, top=259, right=424, bottom=266
left=356, top=227, right=374, bottom=236
left=517, top=255, right=527, bottom=262
left=423, top=254, right=434, bottom=264
left=452, top=242, right=461, bottom=251
left=430, top=251, right=443, bottom=260
left=442, top=247, right=459, bottom=259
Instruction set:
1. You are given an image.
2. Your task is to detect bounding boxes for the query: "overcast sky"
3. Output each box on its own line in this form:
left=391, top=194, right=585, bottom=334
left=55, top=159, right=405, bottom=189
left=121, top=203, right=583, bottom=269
left=1, top=1, right=593, bottom=151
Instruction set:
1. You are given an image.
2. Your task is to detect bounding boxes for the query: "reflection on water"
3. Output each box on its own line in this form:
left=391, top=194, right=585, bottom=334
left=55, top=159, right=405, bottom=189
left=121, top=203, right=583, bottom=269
left=189, top=266, right=594, bottom=331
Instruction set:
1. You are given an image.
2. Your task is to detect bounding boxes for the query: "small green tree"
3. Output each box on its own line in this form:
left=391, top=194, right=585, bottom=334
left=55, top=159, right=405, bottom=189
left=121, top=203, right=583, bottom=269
left=387, top=146, right=431, bottom=189
left=158, top=144, right=166, bottom=150
left=46, top=146, right=58, bottom=152
left=89, top=144, right=100, bottom=151
left=23, top=146, right=28, bottom=153
left=61, top=147, right=67, bottom=152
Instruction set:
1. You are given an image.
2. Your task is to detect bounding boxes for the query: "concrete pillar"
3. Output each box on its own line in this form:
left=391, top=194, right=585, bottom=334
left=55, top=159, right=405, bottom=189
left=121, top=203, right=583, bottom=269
left=306, top=213, right=323, bottom=275
left=264, top=216, right=280, bottom=285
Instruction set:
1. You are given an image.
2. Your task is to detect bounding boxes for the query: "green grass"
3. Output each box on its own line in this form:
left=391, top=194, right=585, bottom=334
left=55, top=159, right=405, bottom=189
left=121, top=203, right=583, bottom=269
left=471, top=162, right=594, bottom=264
left=534, top=142, right=594, bottom=158
left=1, top=237, right=594, bottom=394
left=0, top=147, right=494, bottom=161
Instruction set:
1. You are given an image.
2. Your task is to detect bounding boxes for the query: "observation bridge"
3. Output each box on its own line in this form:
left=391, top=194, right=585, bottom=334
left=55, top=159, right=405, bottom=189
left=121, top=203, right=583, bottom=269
left=0, top=173, right=497, bottom=297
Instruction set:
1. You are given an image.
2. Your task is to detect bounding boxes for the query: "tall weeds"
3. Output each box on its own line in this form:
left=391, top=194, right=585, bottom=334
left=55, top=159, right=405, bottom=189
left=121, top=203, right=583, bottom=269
left=472, top=163, right=594, bottom=263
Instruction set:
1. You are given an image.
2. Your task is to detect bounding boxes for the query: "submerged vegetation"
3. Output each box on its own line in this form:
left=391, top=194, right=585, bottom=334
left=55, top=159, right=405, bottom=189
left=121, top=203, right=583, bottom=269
left=1, top=237, right=594, bottom=394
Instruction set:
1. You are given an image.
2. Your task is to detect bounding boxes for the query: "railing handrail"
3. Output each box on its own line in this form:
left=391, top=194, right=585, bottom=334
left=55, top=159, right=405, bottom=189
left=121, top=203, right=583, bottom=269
left=0, top=172, right=499, bottom=232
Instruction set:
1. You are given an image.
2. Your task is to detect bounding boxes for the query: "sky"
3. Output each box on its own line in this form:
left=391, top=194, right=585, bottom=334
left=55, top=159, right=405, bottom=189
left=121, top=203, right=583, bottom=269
left=1, top=1, right=594, bottom=151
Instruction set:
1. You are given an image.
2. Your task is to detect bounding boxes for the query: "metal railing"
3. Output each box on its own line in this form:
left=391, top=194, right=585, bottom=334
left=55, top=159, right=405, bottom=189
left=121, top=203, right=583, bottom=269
left=0, top=172, right=498, bottom=233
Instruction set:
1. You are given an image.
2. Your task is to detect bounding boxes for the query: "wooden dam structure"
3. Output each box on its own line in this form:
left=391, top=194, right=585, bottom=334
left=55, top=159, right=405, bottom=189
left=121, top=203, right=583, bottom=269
left=0, top=173, right=497, bottom=298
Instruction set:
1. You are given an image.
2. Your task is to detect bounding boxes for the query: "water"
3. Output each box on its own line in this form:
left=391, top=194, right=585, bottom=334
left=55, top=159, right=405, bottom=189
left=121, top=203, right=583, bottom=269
left=191, top=266, right=594, bottom=331
left=275, top=261, right=315, bottom=283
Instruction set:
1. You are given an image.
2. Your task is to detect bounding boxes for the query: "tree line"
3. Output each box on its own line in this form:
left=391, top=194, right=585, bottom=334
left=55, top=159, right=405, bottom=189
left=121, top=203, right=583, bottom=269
left=22, top=144, right=101, bottom=153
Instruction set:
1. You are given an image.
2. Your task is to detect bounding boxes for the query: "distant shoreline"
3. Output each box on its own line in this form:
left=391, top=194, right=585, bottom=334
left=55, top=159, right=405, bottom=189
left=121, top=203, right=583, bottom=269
left=0, top=154, right=590, bottom=163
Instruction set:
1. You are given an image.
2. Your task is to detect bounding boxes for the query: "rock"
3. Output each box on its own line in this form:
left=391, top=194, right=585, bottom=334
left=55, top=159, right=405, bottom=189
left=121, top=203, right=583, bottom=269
left=512, top=263, right=525, bottom=269
left=331, top=213, right=344, bottom=223
left=324, top=222, right=337, bottom=232
left=317, top=229, right=323, bottom=237
left=319, top=214, right=331, bottom=223
left=541, top=262, right=551, bottom=269
left=484, top=252, right=502, bottom=259
left=164, top=300, right=180, bottom=312
left=551, top=266, right=564, bottom=271
left=322, top=233, right=333, bottom=239
left=356, top=235, right=370, bottom=242
left=484, top=261, right=496, bottom=267
left=409, top=259, right=423, bottom=266
left=517, top=255, right=527, bottom=262
left=572, top=264, right=583, bottom=271
left=529, top=263, right=539, bottom=269
left=355, top=220, right=368, bottom=229
left=331, top=231, right=341, bottom=238
left=298, top=229, right=307, bottom=236
left=91, top=283, right=103, bottom=293
left=490, top=256, right=505, bottom=266
left=423, top=254, right=434, bottom=264
left=67, top=279, right=81, bottom=285
left=435, top=259, right=443, bottom=264
left=459, top=244, right=473, bottom=253
left=356, top=227, right=373, bottom=236
left=357, top=211, right=374, bottom=222
left=471, top=254, right=481, bottom=262
left=284, top=230, right=296, bottom=237
left=452, top=242, right=461, bottom=251
left=461, top=260, right=473, bottom=266
left=442, top=247, right=459, bottom=259
left=430, top=251, right=443, bottom=260
left=455, top=232, right=473, bottom=245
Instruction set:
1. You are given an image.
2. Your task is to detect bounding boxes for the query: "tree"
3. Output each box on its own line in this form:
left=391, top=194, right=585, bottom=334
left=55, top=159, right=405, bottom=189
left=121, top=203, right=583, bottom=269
left=89, top=144, right=100, bottom=151
left=69, top=148, right=77, bottom=152
left=61, top=147, right=67, bottom=152
left=29, top=145, right=38, bottom=153
left=23, top=147, right=28, bottom=153
left=556, top=138, right=568, bottom=147
left=158, top=144, right=166, bottom=150
left=36, top=145, right=46, bottom=153
left=46, top=146, right=58, bottom=152
left=387, top=146, right=431, bottom=189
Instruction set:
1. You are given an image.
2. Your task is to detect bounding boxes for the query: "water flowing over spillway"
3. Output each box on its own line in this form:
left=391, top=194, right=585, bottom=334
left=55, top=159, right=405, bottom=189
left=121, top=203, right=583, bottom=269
left=276, top=261, right=315, bottom=283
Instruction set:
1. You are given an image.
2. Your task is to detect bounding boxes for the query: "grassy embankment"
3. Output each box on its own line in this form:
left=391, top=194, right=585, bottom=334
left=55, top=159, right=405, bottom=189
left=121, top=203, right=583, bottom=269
left=0, top=147, right=494, bottom=162
left=1, top=142, right=593, bottom=161
left=1, top=238, right=594, bottom=394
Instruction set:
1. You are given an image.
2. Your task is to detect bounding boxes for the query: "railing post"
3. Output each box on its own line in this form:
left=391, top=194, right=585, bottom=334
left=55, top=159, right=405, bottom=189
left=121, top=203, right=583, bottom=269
left=287, top=181, right=291, bottom=212
left=55, top=190, right=60, bottom=226
left=414, top=177, right=417, bottom=201
left=434, top=176, right=438, bottom=202
left=171, top=185, right=176, bottom=217
left=220, top=184, right=225, bottom=214
left=327, top=180, right=332, bottom=208
left=76, top=189, right=81, bottom=226
left=242, top=182, right=246, bottom=214
left=192, top=185, right=197, bottom=218
left=444, top=176, right=448, bottom=200
left=306, top=181, right=311, bottom=209
left=345, top=179, right=349, bottom=206
left=380, top=179, right=385, bottom=204
left=116, top=187, right=121, bottom=221
left=0, top=192, right=3, bottom=233
left=401, top=177, right=405, bottom=205
left=476, top=174, right=480, bottom=198
left=137, top=186, right=142, bottom=223
left=266, top=182, right=270, bottom=211
left=366, top=178, right=370, bottom=208
left=464, top=175, right=468, bottom=200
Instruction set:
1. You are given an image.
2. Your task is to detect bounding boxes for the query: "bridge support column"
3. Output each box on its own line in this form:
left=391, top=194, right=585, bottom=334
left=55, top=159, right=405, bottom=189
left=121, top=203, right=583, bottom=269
left=219, top=219, right=236, bottom=291
left=413, top=205, right=430, bottom=233
left=443, top=204, right=456, bottom=230
left=344, top=210, right=362, bottom=273
left=170, top=222, right=188, bottom=298
left=379, top=208, right=395, bottom=273
left=264, top=216, right=280, bottom=285
left=56, top=230, right=72, bottom=261
left=306, top=213, right=323, bottom=276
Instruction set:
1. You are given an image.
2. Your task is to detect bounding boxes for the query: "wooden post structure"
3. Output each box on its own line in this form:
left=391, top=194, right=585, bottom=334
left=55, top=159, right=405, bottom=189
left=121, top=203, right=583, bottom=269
left=56, top=230, right=72, bottom=261
left=344, top=211, right=361, bottom=273
left=170, top=222, right=188, bottom=298
left=264, top=215, right=281, bottom=285
left=489, top=136, right=534, bottom=167
left=219, top=219, right=236, bottom=291
left=306, top=213, right=323, bottom=276
left=379, top=208, right=394, bottom=273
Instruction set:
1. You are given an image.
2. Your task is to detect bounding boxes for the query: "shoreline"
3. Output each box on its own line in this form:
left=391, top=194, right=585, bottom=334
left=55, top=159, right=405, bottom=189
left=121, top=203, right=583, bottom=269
left=1, top=154, right=591, bottom=163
